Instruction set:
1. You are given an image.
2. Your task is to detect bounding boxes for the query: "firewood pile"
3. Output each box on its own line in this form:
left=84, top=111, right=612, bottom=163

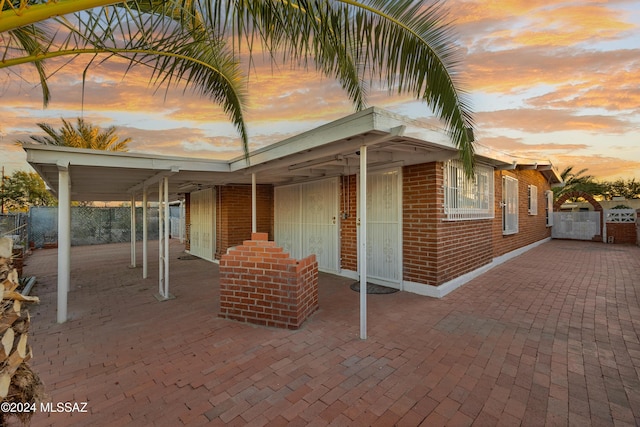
left=0, top=238, right=44, bottom=425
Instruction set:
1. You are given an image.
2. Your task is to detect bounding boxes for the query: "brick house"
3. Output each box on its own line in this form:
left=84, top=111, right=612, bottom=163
left=181, top=108, right=562, bottom=298
left=25, top=107, right=562, bottom=322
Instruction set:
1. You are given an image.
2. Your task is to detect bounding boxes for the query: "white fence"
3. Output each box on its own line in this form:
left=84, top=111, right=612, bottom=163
left=605, top=209, right=636, bottom=223
left=552, top=211, right=601, bottom=240
left=603, top=208, right=637, bottom=244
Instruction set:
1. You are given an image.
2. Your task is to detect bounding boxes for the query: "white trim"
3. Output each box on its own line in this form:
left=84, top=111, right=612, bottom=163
left=338, top=237, right=551, bottom=298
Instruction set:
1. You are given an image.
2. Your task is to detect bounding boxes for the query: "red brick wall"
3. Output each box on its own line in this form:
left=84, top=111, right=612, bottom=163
left=340, top=175, right=358, bottom=272
left=606, top=223, right=636, bottom=244
left=219, top=232, right=318, bottom=329
left=214, top=185, right=274, bottom=259
left=340, top=162, right=553, bottom=287
left=185, top=185, right=274, bottom=259
left=492, top=169, right=552, bottom=258
left=402, top=162, right=493, bottom=286
left=402, top=163, right=440, bottom=285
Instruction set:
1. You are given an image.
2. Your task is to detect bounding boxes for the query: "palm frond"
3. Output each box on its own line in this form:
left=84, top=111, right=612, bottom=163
left=196, top=0, right=474, bottom=174
left=3, top=24, right=52, bottom=106
left=4, top=0, right=473, bottom=171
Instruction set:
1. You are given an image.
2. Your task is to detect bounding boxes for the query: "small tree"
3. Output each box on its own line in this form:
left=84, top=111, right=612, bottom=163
left=598, top=178, right=640, bottom=200
left=0, top=171, right=56, bottom=213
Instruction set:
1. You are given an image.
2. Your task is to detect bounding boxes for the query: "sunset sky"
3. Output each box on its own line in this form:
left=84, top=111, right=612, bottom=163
left=1, top=0, right=639, bottom=182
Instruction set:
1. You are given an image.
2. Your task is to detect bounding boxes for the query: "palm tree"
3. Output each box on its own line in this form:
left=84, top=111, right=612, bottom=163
left=1, top=0, right=475, bottom=173
left=553, top=166, right=603, bottom=201
left=19, top=118, right=131, bottom=151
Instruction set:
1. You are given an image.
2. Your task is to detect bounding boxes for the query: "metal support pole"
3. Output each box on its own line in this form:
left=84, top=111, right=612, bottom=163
left=142, top=187, right=148, bottom=279
left=163, top=176, right=170, bottom=298
left=359, top=145, right=367, bottom=340
left=130, top=193, right=136, bottom=268
left=158, top=180, right=164, bottom=297
left=57, top=165, right=71, bottom=323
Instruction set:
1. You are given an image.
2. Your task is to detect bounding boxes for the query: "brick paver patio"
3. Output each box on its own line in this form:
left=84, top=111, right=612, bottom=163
left=13, top=239, right=640, bottom=426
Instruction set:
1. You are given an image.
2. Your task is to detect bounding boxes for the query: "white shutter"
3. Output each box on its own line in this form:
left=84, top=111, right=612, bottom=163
left=545, top=190, right=554, bottom=227
left=528, top=185, right=538, bottom=215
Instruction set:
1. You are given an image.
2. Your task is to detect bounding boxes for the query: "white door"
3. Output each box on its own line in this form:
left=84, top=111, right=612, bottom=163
left=275, top=178, right=339, bottom=272
left=360, top=168, right=402, bottom=286
left=190, top=188, right=215, bottom=260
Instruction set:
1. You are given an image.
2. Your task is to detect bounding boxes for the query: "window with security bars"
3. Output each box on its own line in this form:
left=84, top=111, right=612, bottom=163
left=528, top=185, right=538, bottom=215
left=502, top=176, right=519, bottom=235
left=443, top=160, right=494, bottom=220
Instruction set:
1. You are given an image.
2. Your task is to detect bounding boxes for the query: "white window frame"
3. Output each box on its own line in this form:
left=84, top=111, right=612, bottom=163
left=443, top=160, right=494, bottom=221
left=528, top=185, right=538, bottom=215
left=502, top=176, right=519, bottom=235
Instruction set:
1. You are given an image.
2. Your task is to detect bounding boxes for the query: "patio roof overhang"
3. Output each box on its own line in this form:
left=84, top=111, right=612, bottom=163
left=24, top=144, right=233, bottom=202
left=25, top=107, right=561, bottom=201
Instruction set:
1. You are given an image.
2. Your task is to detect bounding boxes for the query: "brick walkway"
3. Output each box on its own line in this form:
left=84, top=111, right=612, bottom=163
left=14, top=239, right=640, bottom=426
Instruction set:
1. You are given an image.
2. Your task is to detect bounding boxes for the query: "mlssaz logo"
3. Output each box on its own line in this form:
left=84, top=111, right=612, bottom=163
left=40, top=402, right=89, bottom=413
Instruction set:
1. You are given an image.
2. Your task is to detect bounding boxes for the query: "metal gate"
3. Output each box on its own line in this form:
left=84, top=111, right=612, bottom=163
left=359, top=167, right=402, bottom=286
left=552, top=211, right=600, bottom=240
left=274, top=177, right=339, bottom=272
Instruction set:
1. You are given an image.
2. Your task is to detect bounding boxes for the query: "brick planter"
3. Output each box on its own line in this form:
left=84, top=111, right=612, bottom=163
left=219, top=233, right=319, bottom=329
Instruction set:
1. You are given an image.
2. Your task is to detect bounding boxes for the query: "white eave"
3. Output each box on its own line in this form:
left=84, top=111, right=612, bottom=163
left=23, top=106, right=563, bottom=201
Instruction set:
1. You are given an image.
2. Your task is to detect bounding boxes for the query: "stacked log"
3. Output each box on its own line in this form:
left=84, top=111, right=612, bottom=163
left=0, top=237, right=44, bottom=425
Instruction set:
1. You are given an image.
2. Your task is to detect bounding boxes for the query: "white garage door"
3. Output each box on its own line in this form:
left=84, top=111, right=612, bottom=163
left=275, top=178, right=339, bottom=272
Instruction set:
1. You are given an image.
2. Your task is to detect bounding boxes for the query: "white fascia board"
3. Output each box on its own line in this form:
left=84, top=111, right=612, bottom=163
left=23, top=144, right=230, bottom=173
left=229, top=107, right=460, bottom=172
left=372, top=108, right=454, bottom=148
left=229, top=109, right=379, bottom=172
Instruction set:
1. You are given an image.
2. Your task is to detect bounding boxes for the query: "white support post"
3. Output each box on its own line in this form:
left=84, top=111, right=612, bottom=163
left=155, top=177, right=173, bottom=301
left=359, top=145, right=367, bottom=340
left=158, top=180, right=164, bottom=297
left=57, top=164, right=71, bottom=323
left=252, top=173, right=257, bottom=233
left=163, top=176, right=170, bottom=298
left=142, top=187, right=148, bottom=279
left=179, top=200, right=185, bottom=243
left=130, top=193, right=136, bottom=268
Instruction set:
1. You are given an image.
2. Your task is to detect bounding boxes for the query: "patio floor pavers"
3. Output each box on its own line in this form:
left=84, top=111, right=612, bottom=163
left=11, top=239, right=640, bottom=426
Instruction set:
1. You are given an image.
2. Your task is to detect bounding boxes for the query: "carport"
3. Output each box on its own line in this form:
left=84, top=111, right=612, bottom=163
left=24, top=145, right=234, bottom=323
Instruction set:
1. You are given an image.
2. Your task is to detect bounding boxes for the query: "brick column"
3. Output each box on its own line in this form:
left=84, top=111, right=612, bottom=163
left=219, top=233, right=319, bottom=329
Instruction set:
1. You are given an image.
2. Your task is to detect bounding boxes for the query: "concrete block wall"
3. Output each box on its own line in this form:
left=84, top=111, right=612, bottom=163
left=219, top=232, right=319, bottom=329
